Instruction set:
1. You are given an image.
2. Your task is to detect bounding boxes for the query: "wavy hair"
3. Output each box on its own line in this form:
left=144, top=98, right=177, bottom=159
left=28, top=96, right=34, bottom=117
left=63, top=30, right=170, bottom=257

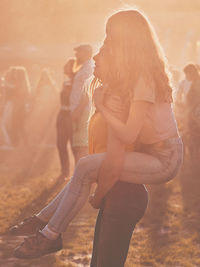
left=97, top=9, right=173, bottom=103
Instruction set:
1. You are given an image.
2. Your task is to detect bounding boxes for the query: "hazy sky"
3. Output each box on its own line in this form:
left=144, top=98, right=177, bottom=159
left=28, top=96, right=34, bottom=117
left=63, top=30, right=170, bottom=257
left=0, top=0, right=199, bottom=45
left=0, top=0, right=199, bottom=67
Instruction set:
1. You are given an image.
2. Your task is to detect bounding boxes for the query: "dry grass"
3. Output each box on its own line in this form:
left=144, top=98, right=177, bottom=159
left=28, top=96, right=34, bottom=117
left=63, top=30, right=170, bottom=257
left=53, top=160, right=200, bottom=267
left=0, top=148, right=200, bottom=266
left=0, top=146, right=60, bottom=233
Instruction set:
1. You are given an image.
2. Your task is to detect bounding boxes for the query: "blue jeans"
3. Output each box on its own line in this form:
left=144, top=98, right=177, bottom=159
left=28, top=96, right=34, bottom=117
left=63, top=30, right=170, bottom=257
left=37, top=137, right=183, bottom=233
left=90, top=182, right=148, bottom=267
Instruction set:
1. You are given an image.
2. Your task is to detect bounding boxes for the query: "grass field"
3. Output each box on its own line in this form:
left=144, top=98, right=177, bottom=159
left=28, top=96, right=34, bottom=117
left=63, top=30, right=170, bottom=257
left=0, top=146, right=199, bottom=266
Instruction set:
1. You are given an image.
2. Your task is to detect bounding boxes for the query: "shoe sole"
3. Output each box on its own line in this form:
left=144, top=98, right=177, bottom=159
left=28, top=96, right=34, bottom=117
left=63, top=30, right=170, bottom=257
left=13, top=245, right=62, bottom=259
left=8, top=225, right=46, bottom=237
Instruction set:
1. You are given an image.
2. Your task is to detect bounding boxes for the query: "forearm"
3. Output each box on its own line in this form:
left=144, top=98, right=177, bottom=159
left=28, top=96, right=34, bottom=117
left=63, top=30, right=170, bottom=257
left=100, top=105, right=137, bottom=144
left=97, top=111, right=126, bottom=188
left=99, top=101, right=150, bottom=145
left=89, top=103, right=127, bottom=208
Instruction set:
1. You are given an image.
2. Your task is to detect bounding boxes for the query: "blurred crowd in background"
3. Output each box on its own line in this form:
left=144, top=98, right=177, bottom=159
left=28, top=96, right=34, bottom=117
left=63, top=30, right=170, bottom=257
left=0, top=58, right=200, bottom=162
left=0, top=66, right=59, bottom=149
left=0, top=0, right=200, bottom=166
left=173, top=63, right=200, bottom=162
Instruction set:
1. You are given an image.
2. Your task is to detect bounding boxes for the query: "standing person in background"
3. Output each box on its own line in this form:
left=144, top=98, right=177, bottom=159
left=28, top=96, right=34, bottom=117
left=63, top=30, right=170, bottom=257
left=56, top=59, right=75, bottom=179
left=4, top=66, right=31, bottom=147
left=175, top=64, right=193, bottom=106
left=185, top=64, right=200, bottom=159
left=28, top=68, right=59, bottom=146
left=174, top=64, right=193, bottom=139
left=70, top=44, right=94, bottom=163
left=184, top=63, right=200, bottom=105
left=175, top=64, right=199, bottom=130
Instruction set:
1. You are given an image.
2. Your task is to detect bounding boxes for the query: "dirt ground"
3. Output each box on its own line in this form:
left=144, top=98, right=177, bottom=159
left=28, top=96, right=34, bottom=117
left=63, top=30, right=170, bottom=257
left=0, top=146, right=200, bottom=267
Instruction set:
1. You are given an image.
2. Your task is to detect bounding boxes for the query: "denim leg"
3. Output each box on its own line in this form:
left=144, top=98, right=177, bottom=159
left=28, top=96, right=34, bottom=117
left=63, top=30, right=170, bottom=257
left=37, top=182, right=70, bottom=222
left=37, top=153, right=104, bottom=228
left=47, top=153, right=105, bottom=233
left=90, top=182, right=148, bottom=267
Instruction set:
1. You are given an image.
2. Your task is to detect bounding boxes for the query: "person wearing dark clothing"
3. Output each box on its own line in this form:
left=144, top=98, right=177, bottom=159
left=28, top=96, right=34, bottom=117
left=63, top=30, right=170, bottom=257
left=184, top=64, right=200, bottom=159
left=56, top=59, right=75, bottom=179
left=90, top=181, right=148, bottom=267
left=185, top=64, right=200, bottom=107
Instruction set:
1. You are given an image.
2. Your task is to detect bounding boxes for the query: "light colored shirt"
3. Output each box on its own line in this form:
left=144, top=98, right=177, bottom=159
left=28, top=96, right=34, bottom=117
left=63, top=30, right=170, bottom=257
left=133, top=78, right=179, bottom=144
left=175, top=79, right=192, bottom=104
left=70, top=59, right=94, bottom=112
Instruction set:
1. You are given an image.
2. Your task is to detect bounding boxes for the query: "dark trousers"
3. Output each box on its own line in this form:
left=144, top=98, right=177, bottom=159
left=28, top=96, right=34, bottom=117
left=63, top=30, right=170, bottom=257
left=56, top=110, right=72, bottom=176
left=90, top=182, right=148, bottom=267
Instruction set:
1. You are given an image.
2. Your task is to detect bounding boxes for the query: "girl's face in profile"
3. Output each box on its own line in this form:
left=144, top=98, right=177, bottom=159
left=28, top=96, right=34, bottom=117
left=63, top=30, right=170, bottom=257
left=93, top=44, right=110, bottom=83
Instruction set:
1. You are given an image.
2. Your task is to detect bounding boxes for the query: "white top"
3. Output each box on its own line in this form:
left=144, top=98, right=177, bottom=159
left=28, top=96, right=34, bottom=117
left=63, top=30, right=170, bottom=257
left=175, top=79, right=192, bottom=104
left=70, top=59, right=94, bottom=112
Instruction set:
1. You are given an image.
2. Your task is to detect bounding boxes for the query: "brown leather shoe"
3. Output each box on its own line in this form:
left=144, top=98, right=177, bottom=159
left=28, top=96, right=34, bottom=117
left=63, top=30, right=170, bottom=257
left=13, top=231, right=63, bottom=259
left=8, top=215, right=46, bottom=236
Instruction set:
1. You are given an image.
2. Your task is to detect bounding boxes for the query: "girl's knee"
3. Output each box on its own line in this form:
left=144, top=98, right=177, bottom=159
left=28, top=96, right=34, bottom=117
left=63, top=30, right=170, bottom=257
left=73, top=155, right=100, bottom=185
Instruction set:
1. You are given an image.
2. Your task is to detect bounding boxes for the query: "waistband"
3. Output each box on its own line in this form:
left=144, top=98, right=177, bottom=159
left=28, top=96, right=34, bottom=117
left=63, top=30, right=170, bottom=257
left=140, top=137, right=183, bottom=150
left=160, top=137, right=183, bottom=145
left=150, top=137, right=183, bottom=148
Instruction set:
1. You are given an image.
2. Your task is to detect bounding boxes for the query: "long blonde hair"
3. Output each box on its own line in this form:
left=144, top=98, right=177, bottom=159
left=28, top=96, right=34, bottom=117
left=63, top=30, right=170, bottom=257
left=98, top=9, right=173, bottom=103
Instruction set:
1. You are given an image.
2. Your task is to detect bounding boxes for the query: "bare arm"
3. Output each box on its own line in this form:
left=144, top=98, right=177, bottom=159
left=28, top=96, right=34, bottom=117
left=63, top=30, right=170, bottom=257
left=93, top=86, right=151, bottom=145
left=89, top=93, right=127, bottom=208
left=100, top=101, right=150, bottom=144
